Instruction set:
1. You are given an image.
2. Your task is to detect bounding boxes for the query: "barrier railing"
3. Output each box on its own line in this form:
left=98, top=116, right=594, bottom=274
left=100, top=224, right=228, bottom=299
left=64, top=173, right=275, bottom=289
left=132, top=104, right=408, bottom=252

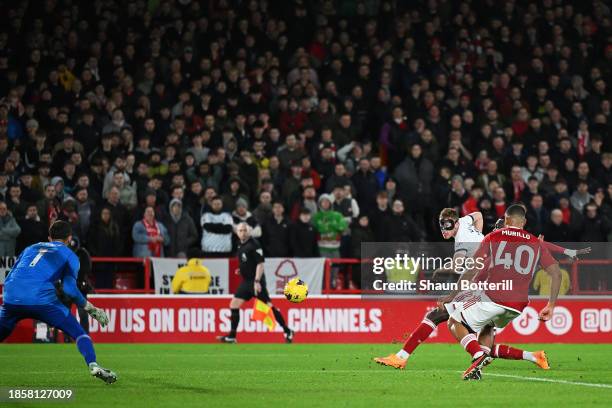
left=324, top=258, right=612, bottom=295
left=87, top=256, right=611, bottom=296
left=91, top=257, right=153, bottom=294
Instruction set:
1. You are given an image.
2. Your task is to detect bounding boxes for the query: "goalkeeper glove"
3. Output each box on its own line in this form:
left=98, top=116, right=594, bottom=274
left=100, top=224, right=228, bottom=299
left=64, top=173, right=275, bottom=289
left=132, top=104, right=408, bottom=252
left=84, top=302, right=109, bottom=327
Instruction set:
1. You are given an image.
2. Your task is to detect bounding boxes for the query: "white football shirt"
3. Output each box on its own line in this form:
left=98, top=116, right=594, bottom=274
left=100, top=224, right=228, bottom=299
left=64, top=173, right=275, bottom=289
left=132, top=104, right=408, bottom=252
left=454, top=215, right=484, bottom=259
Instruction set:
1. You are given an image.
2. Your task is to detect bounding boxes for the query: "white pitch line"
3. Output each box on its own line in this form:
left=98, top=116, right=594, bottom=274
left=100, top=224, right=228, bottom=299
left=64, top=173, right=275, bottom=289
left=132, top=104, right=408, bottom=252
left=483, top=372, right=612, bottom=389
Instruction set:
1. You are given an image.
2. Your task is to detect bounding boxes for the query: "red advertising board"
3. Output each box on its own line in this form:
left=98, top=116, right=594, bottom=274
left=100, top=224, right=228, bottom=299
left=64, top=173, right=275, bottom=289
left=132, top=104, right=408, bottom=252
left=2, top=295, right=611, bottom=343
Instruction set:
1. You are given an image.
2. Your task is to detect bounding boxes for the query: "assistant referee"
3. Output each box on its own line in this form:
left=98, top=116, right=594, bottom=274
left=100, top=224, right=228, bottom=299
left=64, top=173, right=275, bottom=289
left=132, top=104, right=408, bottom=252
left=217, top=222, right=294, bottom=343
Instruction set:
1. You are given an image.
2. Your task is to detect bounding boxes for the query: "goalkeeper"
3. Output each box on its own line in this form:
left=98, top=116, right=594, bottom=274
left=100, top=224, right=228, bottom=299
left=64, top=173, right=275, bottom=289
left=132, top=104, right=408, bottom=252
left=0, top=221, right=117, bottom=384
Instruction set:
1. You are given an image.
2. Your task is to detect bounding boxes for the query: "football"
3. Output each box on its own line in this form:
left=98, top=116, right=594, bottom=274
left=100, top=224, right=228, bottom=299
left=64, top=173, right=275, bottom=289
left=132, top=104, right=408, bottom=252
left=284, top=278, right=309, bottom=303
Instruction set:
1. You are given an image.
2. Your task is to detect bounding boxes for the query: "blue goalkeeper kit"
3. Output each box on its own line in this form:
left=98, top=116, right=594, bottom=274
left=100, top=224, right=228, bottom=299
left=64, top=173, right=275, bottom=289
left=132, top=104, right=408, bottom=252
left=0, top=241, right=96, bottom=365
left=3, top=242, right=86, bottom=307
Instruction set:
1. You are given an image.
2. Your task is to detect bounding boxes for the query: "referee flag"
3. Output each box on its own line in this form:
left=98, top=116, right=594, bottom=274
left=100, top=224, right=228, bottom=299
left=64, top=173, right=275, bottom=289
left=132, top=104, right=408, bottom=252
left=252, top=299, right=276, bottom=331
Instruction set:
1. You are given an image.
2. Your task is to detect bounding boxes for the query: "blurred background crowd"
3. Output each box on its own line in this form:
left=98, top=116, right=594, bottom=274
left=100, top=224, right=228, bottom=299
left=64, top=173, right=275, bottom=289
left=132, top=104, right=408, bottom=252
left=0, top=0, right=611, bottom=288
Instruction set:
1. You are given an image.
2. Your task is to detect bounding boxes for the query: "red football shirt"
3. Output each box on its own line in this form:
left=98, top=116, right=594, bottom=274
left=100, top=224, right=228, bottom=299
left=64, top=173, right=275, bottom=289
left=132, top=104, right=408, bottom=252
left=472, top=226, right=557, bottom=312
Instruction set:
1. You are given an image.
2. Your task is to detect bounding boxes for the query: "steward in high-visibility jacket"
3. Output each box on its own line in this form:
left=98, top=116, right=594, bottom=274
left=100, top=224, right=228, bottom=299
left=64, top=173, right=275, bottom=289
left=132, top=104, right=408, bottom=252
left=171, top=258, right=212, bottom=294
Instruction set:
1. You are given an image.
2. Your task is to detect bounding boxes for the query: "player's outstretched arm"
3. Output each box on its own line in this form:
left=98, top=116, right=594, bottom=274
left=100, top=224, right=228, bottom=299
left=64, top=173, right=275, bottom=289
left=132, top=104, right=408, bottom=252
left=539, top=262, right=562, bottom=321
left=538, top=236, right=592, bottom=259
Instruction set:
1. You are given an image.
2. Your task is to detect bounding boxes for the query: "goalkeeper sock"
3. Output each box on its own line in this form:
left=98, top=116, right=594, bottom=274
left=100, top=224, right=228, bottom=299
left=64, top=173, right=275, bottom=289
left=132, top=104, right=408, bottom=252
left=76, top=334, right=97, bottom=365
left=460, top=333, right=483, bottom=358
left=401, top=319, right=436, bottom=355
left=492, top=344, right=525, bottom=360
left=272, top=307, right=290, bottom=333
left=229, top=308, right=240, bottom=338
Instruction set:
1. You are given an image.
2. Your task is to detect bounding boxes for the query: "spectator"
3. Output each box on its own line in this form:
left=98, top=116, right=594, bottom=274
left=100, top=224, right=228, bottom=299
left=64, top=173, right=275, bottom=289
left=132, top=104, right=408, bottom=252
left=352, top=158, right=379, bottom=215
left=578, top=203, right=611, bottom=242
left=171, top=258, right=211, bottom=294
left=478, top=197, right=498, bottom=234
left=6, top=184, right=27, bottom=220
left=326, top=163, right=353, bottom=193
left=558, top=197, right=583, bottom=234
left=232, top=198, right=262, bottom=239
left=73, top=187, right=95, bottom=243
left=36, top=183, right=60, bottom=227
left=394, top=143, right=434, bottom=222
left=289, top=185, right=318, bottom=222
left=350, top=214, right=374, bottom=259
left=277, top=134, right=303, bottom=171
left=383, top=199, right=424, bottom=243
left=253, top=191, right=273, bottom=226
left=164, top=199, right=198, bottom=258
left=0, top=201, right=21, bottom=256
left=525, top=195, right=548, bottom=237
left=504, top=166, right=526, bottom=204
left=200, top=196, right=233, bottom=256
left=570, top=181, right=594, bottom=213
left=369, top=191, right=391, bottom=242
left=0, top=0, right=609, bottom=264
left=544, top=209, right=573, bottom=243
left=111, top=172, right=138, bottom=211
left=132, top=206, right=170, bottom=257
left=289, top=208, right=319, bottom=258
left=262, top=201, right=291, bottom=257
left=312, top=194, right=347, bottom=258
left=16, top=205, right=47, bottom=253
left=88, top=207, right=123, bottom=288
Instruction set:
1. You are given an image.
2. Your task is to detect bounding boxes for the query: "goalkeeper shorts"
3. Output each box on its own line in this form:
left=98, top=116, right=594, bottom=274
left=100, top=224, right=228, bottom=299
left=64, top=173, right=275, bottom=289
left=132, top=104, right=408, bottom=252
left=0, top=301, right=87, bottom=341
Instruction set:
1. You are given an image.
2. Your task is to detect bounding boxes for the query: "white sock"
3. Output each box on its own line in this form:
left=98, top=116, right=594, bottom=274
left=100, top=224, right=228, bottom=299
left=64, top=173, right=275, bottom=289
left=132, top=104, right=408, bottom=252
left=396, top=349, right=409, bottom=359
left=523, top=351, right=536, bottom=362
left=473, top=351, right=484, bottom=359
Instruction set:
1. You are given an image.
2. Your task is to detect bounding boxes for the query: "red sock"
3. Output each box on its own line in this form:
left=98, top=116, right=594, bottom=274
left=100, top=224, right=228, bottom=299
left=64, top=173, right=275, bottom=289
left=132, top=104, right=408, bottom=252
left=493, top=344, right=523, bottom=360
left=460, top=334, right=482, bottom=358
left=402, top=319, right=436, bottom=354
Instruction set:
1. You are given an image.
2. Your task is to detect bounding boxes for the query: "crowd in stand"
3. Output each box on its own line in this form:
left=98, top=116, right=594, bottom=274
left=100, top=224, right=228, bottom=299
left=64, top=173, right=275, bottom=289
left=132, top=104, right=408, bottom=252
left=0, top=0, right=611, bottom=288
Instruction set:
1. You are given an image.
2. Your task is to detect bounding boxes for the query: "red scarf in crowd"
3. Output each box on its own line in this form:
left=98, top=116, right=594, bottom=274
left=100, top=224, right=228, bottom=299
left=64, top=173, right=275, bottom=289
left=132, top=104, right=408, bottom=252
left=494, top=201, right=507, bottom=218
left=512, top=180, right=525, bottom=202
left=561, top=207, right=571, bottom=224
left=143, top=218, right=162, bottom=257
left=577, top=130, right=589, bottom=160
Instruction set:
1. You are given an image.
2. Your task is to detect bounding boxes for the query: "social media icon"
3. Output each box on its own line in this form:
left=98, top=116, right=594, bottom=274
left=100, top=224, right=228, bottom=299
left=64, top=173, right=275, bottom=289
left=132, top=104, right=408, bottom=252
left=545, top=306, right=572, bottom=335
left=512, top=306, right=539, bottom=335
left=581, top=309, right=599, bottom=333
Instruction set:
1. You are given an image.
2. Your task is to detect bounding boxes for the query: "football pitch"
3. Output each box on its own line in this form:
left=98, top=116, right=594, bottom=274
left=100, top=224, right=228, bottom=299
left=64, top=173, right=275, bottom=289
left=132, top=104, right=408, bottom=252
left=0, top=344, right=611, bottom=407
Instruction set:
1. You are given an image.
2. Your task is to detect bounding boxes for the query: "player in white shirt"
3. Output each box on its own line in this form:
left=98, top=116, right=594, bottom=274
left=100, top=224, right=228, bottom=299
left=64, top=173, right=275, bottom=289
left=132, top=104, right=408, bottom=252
left=374, top=208, right=548, bottom=373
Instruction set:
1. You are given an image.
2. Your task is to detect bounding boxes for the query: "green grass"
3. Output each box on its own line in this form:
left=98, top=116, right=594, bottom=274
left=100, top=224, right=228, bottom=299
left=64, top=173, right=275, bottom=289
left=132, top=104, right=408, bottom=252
left=0, top=344, right=611, bottom=407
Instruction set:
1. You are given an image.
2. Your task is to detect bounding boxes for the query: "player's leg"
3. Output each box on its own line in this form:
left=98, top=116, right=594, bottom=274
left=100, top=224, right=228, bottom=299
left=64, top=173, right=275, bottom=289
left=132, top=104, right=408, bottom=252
left=448, top=301, right=500, bottom=380
left=448, top=316, right=491, bottom=380
left=447, top=316, right=484, bottom=359
left=32, top=303, right=117, bottom=384
left=374, top=308, right=448, bottom=369
left=0, top=304, right=20, bottom=342
left=477, top=313, right=549, bottom=368
left=484, top=324, right=549, bottom=369
left=477, top=324, right=495, bottom=354
left=490, top=343, right=549, bottom=369
left=399, top=308, right=447, bottom=357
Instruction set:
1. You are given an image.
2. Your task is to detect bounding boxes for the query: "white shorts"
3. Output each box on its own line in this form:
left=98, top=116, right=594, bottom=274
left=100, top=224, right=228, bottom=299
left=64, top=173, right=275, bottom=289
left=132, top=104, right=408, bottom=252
left=444, top=290, right=479, bottom=316
left=446, top=291, right=520, bottom=332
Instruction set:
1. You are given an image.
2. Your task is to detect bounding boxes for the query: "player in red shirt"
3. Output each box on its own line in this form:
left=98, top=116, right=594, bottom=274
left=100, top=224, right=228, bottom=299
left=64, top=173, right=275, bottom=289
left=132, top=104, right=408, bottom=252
left=446, top=204, right=562, bottom=380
